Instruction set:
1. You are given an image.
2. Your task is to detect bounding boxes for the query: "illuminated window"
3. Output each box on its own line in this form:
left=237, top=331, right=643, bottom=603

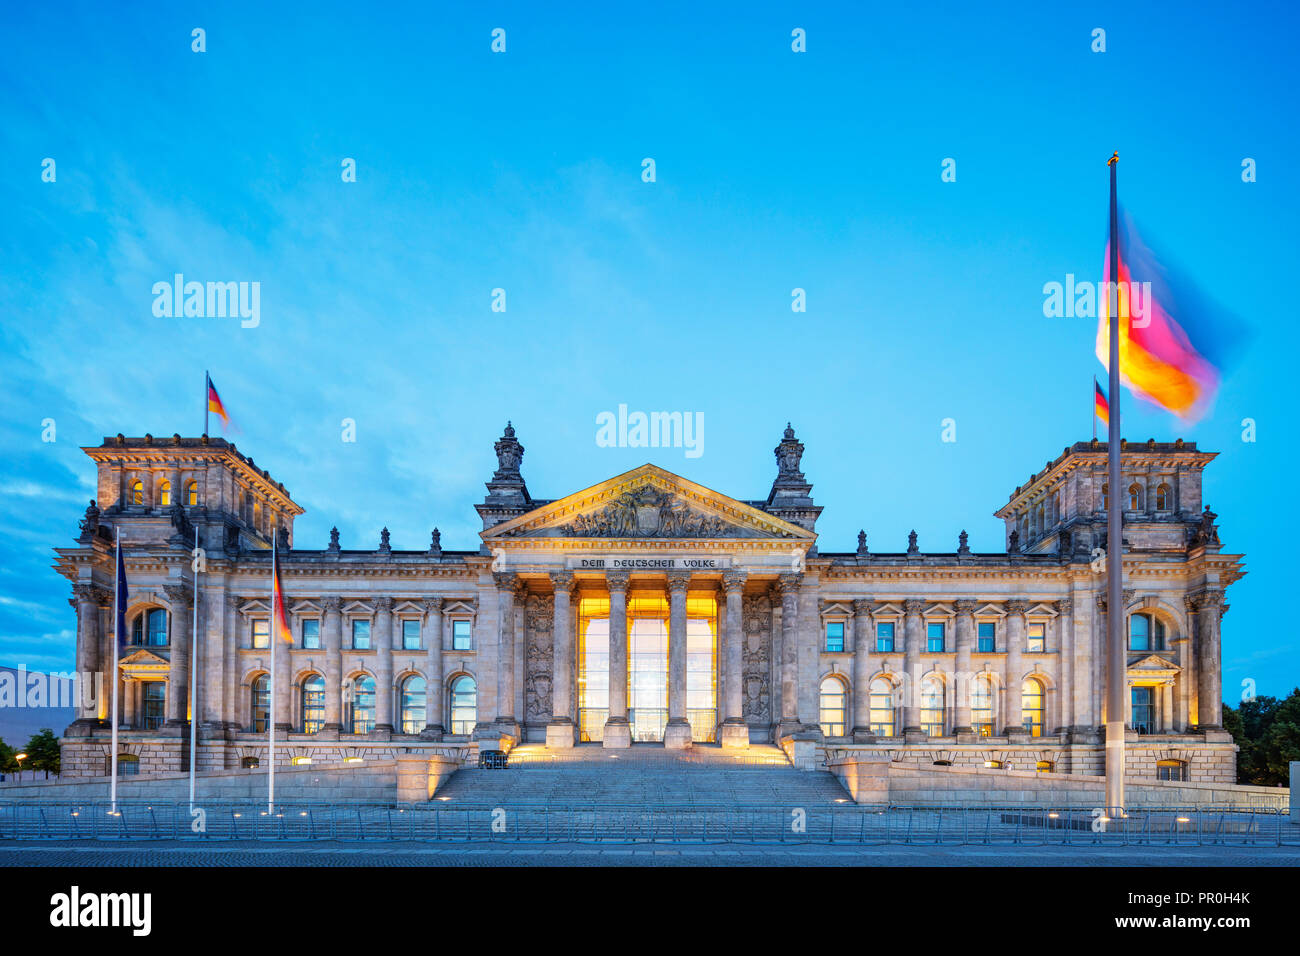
left=185, top=480, right=198, bottom=506
left=449, top=675, right=476, bottom=735
left=1130, top=612, right=1164, bottom=651
left=241, top=756, right=259, bottom=769
left=129, top=480, right=143, bottom=505
left=685, top=592, right=717, bottom=742
left=977, top=621, right=995, bottom=653
left=252, top=619, right=269, bottom=649
left=1036, top=760, right=1054, bottom=773
left=351, top=619, right=371, bottom=650
left=971, top=676, right=994, bottom=736
left=926, top=621, right=946, bottom=653
left=348, top=675, right=376, bottom=734
left=132, top=608, right=168, bottom=646
left=158, top=481, right=171, bottom=506
left=920, top=676, right=945, bottom=736
left=141, top=682, right=165, bottom=730
left=251, top=675, right=269, bottom=732
left=291, top=756, right=312, bottom=766
left=628, top=591, right=669, bottom=742
left=818, top=677, right=847, bottom=737
left=1128, top=483, right=1143, bottom=510
left=301, top=674, right=324, bottom=734
left=1022, top=678, right=1044, bottom=737
left=1156, top=483, right=1171, bottom=511
left=1131, top=686, right=1154, bottom=734
left=452, top=619, right=472, bottom=650
left=402, top=619, right=421, bottom=650
left=577, top=593, right=610, bottom=742
left=825, top=621, right=844, bottom=653
left=876, top=622, right=895, bottom=652
left=1027, top=622, right=1045, bottom=653
left=301, top=619, right=320, bottom=649
left=869, top=678, right=894, bottom=737
left=114, top=754, right=139, bottom=776
left=984, top=759, right=1002, bottom=769
left=400, top=676, right=426, bottom=735
left=1156, top=759, right=1186, bottom=781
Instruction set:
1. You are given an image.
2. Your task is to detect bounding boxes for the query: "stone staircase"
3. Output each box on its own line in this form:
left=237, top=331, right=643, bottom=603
left=434, top=743, right=851, bottom=808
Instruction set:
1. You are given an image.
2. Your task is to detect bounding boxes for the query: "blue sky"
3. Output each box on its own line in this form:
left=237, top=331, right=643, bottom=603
left=1, top=1, right=1296, bottom=701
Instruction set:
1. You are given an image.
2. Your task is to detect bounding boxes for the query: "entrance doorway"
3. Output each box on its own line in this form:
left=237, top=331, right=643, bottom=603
left=629, top=617, right=668, bottom=741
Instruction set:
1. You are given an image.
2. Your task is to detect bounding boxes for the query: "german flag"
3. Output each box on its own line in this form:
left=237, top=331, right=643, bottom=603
left=1094, top=378, right=1109, bottom=427
left=271, top=547, right=294, bottom=645
left=207, top=373, right=231, bottom=430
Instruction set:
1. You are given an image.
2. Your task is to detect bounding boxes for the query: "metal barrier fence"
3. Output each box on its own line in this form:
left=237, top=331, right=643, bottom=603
left=0, top=802, right=1294, bottom=846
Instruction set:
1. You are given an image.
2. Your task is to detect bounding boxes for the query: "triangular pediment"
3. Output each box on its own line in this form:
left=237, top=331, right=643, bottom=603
left=482, top=464, right=814, bottom=543
left=120, top=648, right=169, bottom=667
left=1128, top=653, right=1180, bottom=672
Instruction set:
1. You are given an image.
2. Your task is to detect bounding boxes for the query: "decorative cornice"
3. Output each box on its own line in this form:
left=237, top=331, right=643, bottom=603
left=492, top=571, right=517, bottom=590
left=666, top=570, right=692, bottom=593
left=549, top=571, right=575, bottom=592
left=722, top=570, right=747, bottom=593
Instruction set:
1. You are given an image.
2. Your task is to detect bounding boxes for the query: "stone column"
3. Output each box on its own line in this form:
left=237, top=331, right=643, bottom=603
left=72, top=584, right=107, bottom=725
left=422, top=598, right=444, bottom=738
left=201, top=582, right=225, bottom=730
left=374, top=596, right=394, bottom=735
left=1005, top=600, right=1028, bottom=735
left=664, top=570, right=693, bottom=749
left=1195, top=591, right=1224, bottom=729
left=546, top=571, right=577, bottom=748
left=952, top=599, right=976, bottom=736
left=513, top=581, right=527, bottom=723
left=603, top=571, right=632, bottom=748
left=1072, top=594, right=1096, bottom=735
left=492, top=573, right=520, bottom=742
left=164, top=585, right=192, bottom=727
left=775, top=574, right=803, bottom=740
left=850, top=598, right=874, bottom=740
left=1055, top=598, right=1074, bottom=733
left=273, top=620, right=292, bottom=733
left=223, top=594, right=240, bottom=731
left=719, top=571, right=749, bottom=749
left=901, top=599, right=924, bottom=738
left=322, top=596, right=343, bottom=734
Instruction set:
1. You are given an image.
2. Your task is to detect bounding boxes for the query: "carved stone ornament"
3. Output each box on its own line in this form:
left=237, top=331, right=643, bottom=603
left=558, top=485, right=731, bottom=538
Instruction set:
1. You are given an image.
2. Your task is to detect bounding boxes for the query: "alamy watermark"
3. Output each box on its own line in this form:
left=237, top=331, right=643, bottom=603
left=152, top=274, right=260, bottom=328
left=1042, top=275, right=1151, bottom=326
left=596, top=404, right=704, bottom=459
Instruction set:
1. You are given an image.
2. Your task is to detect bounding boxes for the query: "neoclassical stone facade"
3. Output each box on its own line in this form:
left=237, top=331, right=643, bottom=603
left=56, top=425, right=1244, bottom=782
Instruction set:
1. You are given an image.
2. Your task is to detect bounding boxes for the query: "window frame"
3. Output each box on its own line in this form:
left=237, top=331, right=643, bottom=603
left=350, top=617, right=372, bottom=650
left=451, top=618, right=473, bottom=651
left=823, top=619, right=845, bottom=654
left=875, top=621, right=896, bottom=653
left=925, top=620, right=946, bottom=653
left=301, top=618, right=321, bottom=650
left=976, top=620, right=996, bottom=654
left=401, top=618, right=422, bottom=651
left=251, top=618, right=270, bottom=649
left=1026, top=621, right=1046, bottom=653
left=817, top=676, right=847, bottom=738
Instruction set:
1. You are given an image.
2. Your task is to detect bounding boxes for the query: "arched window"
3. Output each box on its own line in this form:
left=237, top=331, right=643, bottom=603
left=971, top=676, right=994, bottom=736
left=869, top=678, right=895, bottom=737
left=301, top=675, right=325, bottom=734
left=241, top=756, right=260, bottom=769
left=1128, top=483, right=1143, bottom=510
left=1021, top=678, right=1044, bottom=737
left=141, top=681, right=165, bottom=730
left=347, top=675, right=376, bottom=734
left=1156, top=483, right=1171, bottom=511
left=1036, top=760, right=1054, bottom=773
left=818, top=677, right=847, bottom=738
left=185, top=480, right=198, bottom=506
left=1035, top=503, right=1045, bottom=535
left=131, top=608, right=168, bottom=647
left=920, top=676, right=945, bottom=736
left=129, top=479, right=144, bottom=506
left=1129, top=612, right=1165, bottom=651
left=1156, top=758, right=1187, bottom=781
left=400, top=676, right=427, bottom=735
left=158, top=481, right=171, bottom=506
left=251, top=675, right=270, bottom=732
left=449, top=675, right=476, bottom=735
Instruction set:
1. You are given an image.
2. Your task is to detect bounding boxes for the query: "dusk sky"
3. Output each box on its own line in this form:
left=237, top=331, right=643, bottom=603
left=1, top=1, right=1296, bottom=702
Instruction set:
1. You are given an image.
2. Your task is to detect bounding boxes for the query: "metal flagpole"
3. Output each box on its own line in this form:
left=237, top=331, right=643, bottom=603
left=204, top=371, right=210, bottom=436
left=1105, top=151, right=1126, bottom=816
left=189, top=526, right=200, bottom=811
left=1093, top=376, right=1098, bottom=441
left=269, top=528, right=277, bottom=814
left=110, top=527, right=121, bottom=814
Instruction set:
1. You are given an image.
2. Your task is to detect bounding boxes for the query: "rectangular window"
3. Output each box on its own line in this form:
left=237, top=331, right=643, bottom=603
left=351, top=619, right=371, bottom=650
left=142, top=682, right=166, bottom=730
left=402, top=619, right=421, bottom=650
left=825, top=621, right=844, bottom=653
left=1027, top=622, right=1045, bottom=653
left=977, top=621, right=996, bottom=653
left=452, top=619, right=472, bottom=650
left=876, top=622, right=895, bottom=653
left=252, top=619, right=269, bottom=649
left=1131, top=686, right=1154, bottom=734
left=301, top=619, right=320, bottom=649
left=926, top=622, right=946, bottom=653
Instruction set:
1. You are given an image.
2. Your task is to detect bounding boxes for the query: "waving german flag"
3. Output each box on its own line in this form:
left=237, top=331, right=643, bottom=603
left=271, top=546, right=294, bottom=645
left=206, top=373, right=231, bottom=431
left=1094, top=378, right=1109, bottom=426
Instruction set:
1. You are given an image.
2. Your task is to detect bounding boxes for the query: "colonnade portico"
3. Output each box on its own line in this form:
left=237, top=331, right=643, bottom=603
left=534, top=566, right=778, bottom=750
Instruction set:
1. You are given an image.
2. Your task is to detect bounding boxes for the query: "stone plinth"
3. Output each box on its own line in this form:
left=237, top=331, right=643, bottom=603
left=602, top=718, right=632, bottom=749
left=663, top=719, right=693, bottom=750
left=718, top=720, right=750, bottom=750
left=395, top=753, right=463, bottom=803
left=546, top=719, right=577, bottom=749
left=825, top=752, right=890, bottom=804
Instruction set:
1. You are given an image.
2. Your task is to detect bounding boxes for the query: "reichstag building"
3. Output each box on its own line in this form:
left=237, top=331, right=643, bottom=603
left=57, top=423, right=1243, bottom=782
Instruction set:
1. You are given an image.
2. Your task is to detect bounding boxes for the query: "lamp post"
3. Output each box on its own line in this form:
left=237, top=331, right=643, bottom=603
left=15, top=752, right=27, bottom=783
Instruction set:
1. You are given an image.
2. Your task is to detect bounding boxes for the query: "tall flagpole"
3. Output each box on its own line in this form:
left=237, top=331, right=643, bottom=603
left=268, top=529, right=277, bottom=814
left=204, top=371, right=210, bottom=436
left=1092, top=376, right=1098, bottom=441
left=110, top=527, right=121, bottom=814
left=1105, top=151, right=1126, bottom=816
left=188, top=526, right=200, bottom=811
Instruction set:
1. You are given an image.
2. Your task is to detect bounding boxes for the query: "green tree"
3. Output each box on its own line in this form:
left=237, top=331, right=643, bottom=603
left=22, top=728, right=61, bottom=778
left=1223, top=688, right=1300, bottom=786
left=0, top=738, right=14, bottom=775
